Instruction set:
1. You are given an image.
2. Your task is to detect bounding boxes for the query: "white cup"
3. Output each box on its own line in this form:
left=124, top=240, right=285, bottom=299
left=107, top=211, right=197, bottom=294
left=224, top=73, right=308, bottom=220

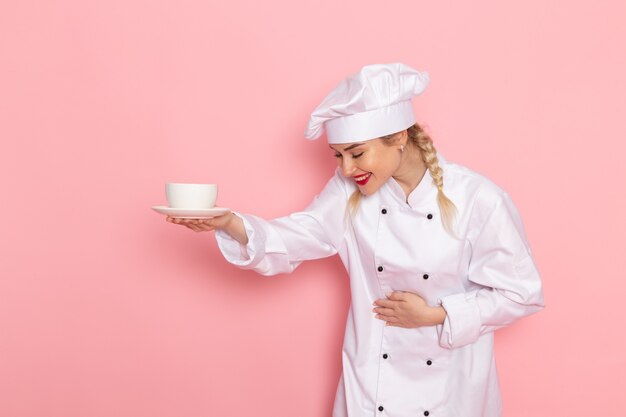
left=165, top=183, right=218, bottom=209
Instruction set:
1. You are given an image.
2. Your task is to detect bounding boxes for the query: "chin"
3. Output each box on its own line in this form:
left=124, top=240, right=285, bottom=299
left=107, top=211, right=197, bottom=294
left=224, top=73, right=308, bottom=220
left=360, top=184, right=381, bottom=197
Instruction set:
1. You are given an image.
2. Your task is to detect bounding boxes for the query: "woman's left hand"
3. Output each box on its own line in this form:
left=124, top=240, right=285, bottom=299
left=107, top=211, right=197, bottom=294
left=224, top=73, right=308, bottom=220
left=373, top=291, right=446, bottom=328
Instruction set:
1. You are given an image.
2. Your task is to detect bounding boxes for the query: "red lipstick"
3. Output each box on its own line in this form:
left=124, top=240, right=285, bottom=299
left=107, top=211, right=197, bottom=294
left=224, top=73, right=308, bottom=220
left=353, top=173, right=372, bottom=186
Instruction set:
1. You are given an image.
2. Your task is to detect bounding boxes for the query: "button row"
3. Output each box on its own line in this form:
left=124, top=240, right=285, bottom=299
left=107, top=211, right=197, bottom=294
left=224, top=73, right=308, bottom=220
left=376, top=266, right=430, bottom=280
left=377, top=405, right=430, bottom=415
left=380, top=208, right=434, bottom=219
left=381, top=353, right=432, bottom=365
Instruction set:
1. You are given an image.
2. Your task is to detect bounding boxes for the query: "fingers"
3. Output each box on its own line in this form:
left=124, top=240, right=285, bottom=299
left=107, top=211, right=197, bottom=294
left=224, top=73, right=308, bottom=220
left=374, top=298, right=398, bottom=308
left=373, top=306, right=395, bottom=316
left=373, top=294, right=402, bottom=325
left=373, top=292, right=406, bottom=306
left=385, top=321, right=407, bottom=328
left=386, top=291, right=406, bottom=301
left=373, top=305, right=400, bottom=325
left=187, top=223, right=202, bottom=232
left=166, top=217, right=216, bottom=232
left=375, top=313, right=400, bottom=324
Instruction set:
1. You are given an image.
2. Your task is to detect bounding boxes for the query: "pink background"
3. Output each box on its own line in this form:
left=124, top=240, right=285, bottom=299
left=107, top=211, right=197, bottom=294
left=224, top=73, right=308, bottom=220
left=1, top=1, right=625, bottom=416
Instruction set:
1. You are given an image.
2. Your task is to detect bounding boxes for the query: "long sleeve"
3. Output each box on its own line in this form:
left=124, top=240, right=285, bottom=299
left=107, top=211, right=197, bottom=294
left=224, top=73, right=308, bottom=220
left=436, top=189, right=545, bottom=349
left=214, top=170, right=349, bottom=276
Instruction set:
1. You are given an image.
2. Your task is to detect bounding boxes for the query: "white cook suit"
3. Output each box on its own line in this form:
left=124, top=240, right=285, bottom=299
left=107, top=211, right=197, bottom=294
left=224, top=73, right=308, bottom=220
left=215, top=154, right=545, bottom=417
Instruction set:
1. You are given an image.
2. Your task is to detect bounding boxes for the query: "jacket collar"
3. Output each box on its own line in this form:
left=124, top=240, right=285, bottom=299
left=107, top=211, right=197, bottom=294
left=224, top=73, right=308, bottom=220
left=384, top=153, right=447, bottom=208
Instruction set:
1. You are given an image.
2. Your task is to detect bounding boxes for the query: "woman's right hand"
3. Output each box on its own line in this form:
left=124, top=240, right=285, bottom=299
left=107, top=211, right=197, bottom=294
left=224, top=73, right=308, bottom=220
left=166, top=212, right=249, bottom=245
left=166, top=213, right=230, bottom=232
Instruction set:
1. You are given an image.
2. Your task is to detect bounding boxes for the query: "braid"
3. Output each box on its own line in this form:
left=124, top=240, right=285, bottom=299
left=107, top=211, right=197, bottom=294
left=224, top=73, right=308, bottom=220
left=408, top=124, right=458, bottom=236
left=413, top=128, right=444, bottom=191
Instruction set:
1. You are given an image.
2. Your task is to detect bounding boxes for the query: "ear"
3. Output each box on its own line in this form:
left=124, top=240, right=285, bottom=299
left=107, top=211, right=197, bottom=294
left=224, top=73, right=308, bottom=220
left=399, top=130, right=408, bottom=146
left=392, top=130, right=409, bottom=149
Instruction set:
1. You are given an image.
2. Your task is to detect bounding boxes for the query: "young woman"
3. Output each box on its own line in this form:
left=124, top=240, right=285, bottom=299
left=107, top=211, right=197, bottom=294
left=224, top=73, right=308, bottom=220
left=166, top=63, right=545, bottom=417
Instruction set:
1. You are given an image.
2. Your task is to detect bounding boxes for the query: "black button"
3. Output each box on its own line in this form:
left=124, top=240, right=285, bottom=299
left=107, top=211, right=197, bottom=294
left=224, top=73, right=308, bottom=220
left=378, top=266, right=384, bottom=272
left=423, top=274, right=429, bottom=280
left=427, top=214, right=433, bottom=219
left=381, top=208, right=387, bottom=214
left=378, top=406, right=384, bottom=411
left=426, top=360, right=432, bottom=365
left=383, top=353, right=388, bottom=359
left=424, top=412, right=430, bottom=416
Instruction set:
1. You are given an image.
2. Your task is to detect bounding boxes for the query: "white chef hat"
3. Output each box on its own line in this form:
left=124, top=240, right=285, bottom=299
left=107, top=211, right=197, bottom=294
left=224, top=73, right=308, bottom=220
left=304, top=62, right=430, bottom=144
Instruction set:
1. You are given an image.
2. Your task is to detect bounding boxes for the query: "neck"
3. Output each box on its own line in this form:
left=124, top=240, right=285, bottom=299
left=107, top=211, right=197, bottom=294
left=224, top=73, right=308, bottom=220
left=392, top=147, right=427, bottom=200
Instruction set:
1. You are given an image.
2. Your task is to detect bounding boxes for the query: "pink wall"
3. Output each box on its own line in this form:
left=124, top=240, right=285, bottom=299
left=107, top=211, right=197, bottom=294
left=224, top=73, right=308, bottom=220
left=1, top=1, right=625, bottom=416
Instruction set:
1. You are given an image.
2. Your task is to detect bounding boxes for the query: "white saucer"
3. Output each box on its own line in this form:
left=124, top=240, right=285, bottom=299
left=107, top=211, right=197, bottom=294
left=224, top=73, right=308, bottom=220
left=152, top=205, right=231, bottom=219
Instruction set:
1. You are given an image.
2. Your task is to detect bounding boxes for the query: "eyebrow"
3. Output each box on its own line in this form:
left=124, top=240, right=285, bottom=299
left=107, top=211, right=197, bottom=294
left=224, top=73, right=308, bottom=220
left=329, top=143, right=365, bottom=152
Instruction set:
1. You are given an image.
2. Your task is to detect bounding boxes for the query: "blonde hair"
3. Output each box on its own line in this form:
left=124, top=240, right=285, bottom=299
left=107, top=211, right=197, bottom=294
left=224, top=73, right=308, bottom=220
left=346, top=123, right=458, bottom=236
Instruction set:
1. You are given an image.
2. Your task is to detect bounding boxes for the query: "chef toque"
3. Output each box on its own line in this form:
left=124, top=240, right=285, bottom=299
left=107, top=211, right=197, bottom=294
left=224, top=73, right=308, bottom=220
left=304, top=62, right=430, bottom=144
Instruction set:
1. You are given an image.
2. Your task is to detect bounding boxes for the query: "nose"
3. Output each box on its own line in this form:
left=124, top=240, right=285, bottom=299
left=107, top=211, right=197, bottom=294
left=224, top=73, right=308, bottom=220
left=340, top=156, right=357, bottom=177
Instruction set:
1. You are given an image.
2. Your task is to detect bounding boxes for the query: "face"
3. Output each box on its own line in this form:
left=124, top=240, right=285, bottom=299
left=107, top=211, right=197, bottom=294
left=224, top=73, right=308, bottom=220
left=330, top=135, right=404, bottom=196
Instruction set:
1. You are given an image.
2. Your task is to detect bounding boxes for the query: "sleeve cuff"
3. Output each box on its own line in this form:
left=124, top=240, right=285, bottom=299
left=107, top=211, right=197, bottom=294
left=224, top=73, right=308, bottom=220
left=436, top=291, right=481, bottom=349
left=214, top=212, right=265, bottom=268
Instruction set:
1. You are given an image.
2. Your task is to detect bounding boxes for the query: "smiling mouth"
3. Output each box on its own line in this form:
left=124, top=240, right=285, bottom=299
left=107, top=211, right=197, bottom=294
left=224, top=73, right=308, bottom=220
left=354, top=173, right=372, bottom=185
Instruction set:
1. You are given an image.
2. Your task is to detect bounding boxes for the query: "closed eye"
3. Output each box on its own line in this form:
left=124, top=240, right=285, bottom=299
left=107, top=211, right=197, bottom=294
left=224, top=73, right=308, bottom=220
left=334, top=152, right=364, bottom=159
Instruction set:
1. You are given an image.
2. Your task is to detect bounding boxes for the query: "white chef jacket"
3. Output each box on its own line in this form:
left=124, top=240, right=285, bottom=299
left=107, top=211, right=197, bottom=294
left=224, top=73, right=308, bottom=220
left=215, top=154, right=545, bottom=417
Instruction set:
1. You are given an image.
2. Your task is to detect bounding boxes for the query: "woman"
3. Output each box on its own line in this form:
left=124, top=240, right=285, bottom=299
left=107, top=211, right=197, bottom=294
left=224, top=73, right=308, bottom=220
left=167, top=63, right=545, bottom=417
